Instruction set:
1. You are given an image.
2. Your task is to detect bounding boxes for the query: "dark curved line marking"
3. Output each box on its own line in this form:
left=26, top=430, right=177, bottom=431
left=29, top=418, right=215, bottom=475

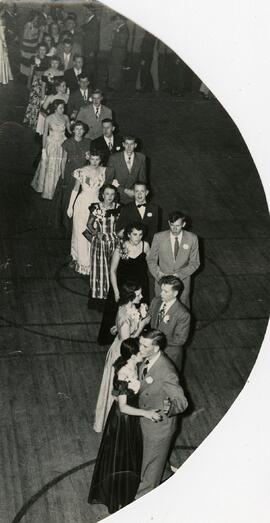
left=10, top=458, right=96, bottom=523
left=195, top=255, right=233, bottom=331
left=11, top=443, right=196, bottom=522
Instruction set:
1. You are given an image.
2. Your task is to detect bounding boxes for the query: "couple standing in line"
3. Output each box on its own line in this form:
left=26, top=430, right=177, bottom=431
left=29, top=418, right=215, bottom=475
left=88, top=327, right=188, bottom=514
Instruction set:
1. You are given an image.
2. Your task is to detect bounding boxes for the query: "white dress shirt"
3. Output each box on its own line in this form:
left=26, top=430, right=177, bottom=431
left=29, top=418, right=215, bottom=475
left=104, top=135, right=114, bottom=150
left=170, top=231, right=183, bottom=257
left=145, top=351, right=160, bottom=373
left=63, top=52, right=71, bottom=69
left=159, top=298, right=176, bottom=316
left=124, top=151, right=134, bottom=170
left=80, top=88, right=88, bottom=101
left=135, top=199, right=146, bottom=219
left=94, top=105, right=100, bottom=118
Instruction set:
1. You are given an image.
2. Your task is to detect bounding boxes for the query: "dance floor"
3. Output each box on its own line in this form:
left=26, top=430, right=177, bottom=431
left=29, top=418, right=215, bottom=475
left=0, top=81, right=269, bottom=523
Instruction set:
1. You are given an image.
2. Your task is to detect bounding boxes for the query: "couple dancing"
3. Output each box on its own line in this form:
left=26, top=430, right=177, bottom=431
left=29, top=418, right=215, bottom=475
left=88, top=281, right=188, bottom=514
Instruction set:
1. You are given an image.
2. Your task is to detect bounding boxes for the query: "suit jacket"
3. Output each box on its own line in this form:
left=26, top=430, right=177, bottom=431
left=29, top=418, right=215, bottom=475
left=64, top=67, right=88, bottom=93
left=90, top=134, right=123, bottom=165
left=147, top=229, right=200, bottom=294
left=76, top=104, right=112, bottom=140
left=116, top=201, right=160, bottom=243
left=81, top=15, right=100, bottom=56
left=106, top=152, right=146, bottom=203
left=67, top=88, right=92, bottom=116
left=139, top=352, right=188, bottom=439
left=149, top=297, right=190, bottom=349
left=57, top=44, right=82, bottom=71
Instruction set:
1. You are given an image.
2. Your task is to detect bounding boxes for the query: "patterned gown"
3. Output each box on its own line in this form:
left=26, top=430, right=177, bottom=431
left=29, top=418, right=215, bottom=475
left=31, top=116, right=66, bottom=200
left=23, top=56, right=50, bottom=130
left=93, top=303, right=141, bottom=433
left=88, top=202, right=120, bottom=299
left=70, top=165, right=106, bottom=275
left=89, top=371, right=143, bottom=513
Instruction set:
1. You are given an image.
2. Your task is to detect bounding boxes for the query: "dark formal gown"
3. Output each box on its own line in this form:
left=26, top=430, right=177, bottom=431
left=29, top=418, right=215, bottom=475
left=49, top=137, right=90, bottom=234
left=97, top=241, right=150, bottom=345
left=88, top=378, right=143, bottom=514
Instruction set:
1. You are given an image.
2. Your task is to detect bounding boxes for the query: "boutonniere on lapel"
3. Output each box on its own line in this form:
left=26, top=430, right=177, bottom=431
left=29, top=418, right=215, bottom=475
left=146, top=212, right=152, bottom=217
left=163, top=315, right=170, bottom=324
left=116, top=146, right=121, bottom=151
left=145, top=376, right=154, bottom=384
left=183, top=244, right=189, bottom=250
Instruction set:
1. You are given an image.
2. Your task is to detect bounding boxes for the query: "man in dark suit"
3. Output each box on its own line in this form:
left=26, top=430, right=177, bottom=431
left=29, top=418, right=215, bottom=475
left=81, top=4, right=100, bottom=85
left=76, top=89, right=112, bottom=140
left=116, top=181, right=160, bottom=244
left=107, top=14, right=129, bottom=91
left=107, top=135, right=146, bottom=204
left=91, top=118, right=123, bottom=165
left=64, top=55, right=87, bottom=93
left=67, top=75, right=91, bottom=119
left=147, top=211, right=200, bottom=307
left=149, top=275, right=190, bottom=371
left=136, top=329, right=188, bottom=498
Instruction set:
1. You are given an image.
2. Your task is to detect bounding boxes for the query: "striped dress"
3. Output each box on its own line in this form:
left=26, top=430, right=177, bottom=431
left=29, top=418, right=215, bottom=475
left=89, top=203, right=120, bottom=299
left=20, top=22, right=39, bottom=78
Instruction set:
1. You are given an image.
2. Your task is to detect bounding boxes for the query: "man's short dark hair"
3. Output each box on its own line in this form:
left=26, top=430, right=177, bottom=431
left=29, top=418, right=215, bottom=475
left=63, top=38, right=73, bottom=46
left=123, top=135, right=136, bottom=142
left=168, top=211, right=186, bottom=224
left=133, top=181, right=148, bottom=190
left=73, top=54, right=83, bottom=62
left=141, top=329, right=167, bottom=351
left=78, top=74, right=89, bottom=82
left=159, top=275, right=184, bottom=296
left=92, top=89, right=103, bottom=96
left=102, top=118, right=114, bottom=125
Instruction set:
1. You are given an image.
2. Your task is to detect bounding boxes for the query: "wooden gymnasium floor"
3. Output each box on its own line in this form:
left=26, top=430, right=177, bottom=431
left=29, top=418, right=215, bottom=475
left=0, top=79, right=269, bottom=523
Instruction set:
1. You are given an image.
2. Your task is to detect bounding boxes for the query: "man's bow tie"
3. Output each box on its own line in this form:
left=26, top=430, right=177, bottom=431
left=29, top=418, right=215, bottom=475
left=137, top=204, right=146, bottom=208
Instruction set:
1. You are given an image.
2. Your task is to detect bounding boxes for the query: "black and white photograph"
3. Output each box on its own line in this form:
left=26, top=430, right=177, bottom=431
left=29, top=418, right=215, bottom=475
left=0, top=0, right=269, bottom=521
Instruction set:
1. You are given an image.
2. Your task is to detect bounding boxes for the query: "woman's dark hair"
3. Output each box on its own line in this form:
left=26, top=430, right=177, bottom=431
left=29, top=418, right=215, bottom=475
left=51, top=99, right=65, bottom=113
left=124, top=221, right=145, bottom=241
left=54, top=77, right=66, bottom=91
left=50, top=54, right=61, bottom=66
left=90, top=148, right=102, bottom=159
left=98, top=183, right=117, bottom=202
left=118, top=280, right=141, bottom=306
left=70, top=120, right=88, bottom=135
left=113, top=338, right=140, bottom=376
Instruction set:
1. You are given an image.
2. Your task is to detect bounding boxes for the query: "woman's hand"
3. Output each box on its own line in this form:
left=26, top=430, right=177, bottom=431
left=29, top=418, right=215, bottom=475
left=114, top=289, right=120, bottom=303
left=145, top=409, right=162, bottom=422
left=141, top=315, right=151, bottom=327
left=67, top=207, right=73, bottom=218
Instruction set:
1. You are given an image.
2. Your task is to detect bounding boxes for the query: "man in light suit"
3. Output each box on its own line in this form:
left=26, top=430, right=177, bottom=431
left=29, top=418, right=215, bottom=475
left=107, top=136, right=146, bottom=204
left=58, top=39, right=81, bottom=71
left=116, top=181, right=160, bottom=244
left=149, top=275, right=190, bottom=371
left=76, top=89, right=112, bottom=140
left=136, top=329, right=188, bottom=498
left=147, top=211, right=200, bottom=307
left=91, top=118, right=123, bottom=165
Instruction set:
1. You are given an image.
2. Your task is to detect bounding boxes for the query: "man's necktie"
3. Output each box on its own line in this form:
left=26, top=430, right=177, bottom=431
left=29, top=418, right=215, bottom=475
left=108, top=140, right=113, bottom=151
left=174, top=236, right=179, bottom=259
left=126, top=155, right=132, bottom=171
left=83, top=90, right=87, bottom=102
left=142, top=359, right=149, bottom=378
left=157, top=302, right=166, bottom=326
left=95, top=107, right=99, bottom=119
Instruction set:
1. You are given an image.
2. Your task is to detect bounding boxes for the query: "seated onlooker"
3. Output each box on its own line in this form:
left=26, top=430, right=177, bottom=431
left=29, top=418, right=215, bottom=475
left=76, top=89, right=112, bottom=141
left=91, top=118, right=123, bottom=165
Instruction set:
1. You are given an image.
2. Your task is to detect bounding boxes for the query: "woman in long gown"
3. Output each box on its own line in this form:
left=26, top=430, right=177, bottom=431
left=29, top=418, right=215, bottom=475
left=98, top=222, right=150, bottom=345
left=94, top=281, right=150, bottom=433
left=67, top=151, right=107, bottom=275
left=89, top=338, right=161, bottom=513
left=0, top=12, right=13, bottom=85
left=86, top=184, right=120, bottom=309
left=50, top=121, right=90, bottom=234
left=23, top=43, right=50, bottom=129
left=31, top=99, right=70, bottom=200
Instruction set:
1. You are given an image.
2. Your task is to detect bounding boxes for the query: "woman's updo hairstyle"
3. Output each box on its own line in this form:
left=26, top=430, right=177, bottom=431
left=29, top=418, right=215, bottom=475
left=113, top=338, right=139, bottom=375
left=123, top=221, right=146, bottom=241
left=118, top=280, right=141, bottom=306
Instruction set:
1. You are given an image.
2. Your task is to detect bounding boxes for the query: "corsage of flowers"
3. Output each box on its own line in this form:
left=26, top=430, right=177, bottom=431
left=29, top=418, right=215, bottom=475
left=183, top=244, right=189, bottom=250
left=163, top=314, right=170, bottom=324
left=145, top=376, right=154, bottom=384
left=118, top=367, right=141, bottom=394
left=139, top=302, right=149, bottom=319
